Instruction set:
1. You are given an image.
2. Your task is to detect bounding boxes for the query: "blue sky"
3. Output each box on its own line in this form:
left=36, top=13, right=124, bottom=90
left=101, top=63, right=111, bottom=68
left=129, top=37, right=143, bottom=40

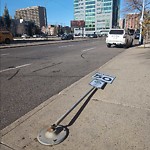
left=0, top=0, right=124, bottom=26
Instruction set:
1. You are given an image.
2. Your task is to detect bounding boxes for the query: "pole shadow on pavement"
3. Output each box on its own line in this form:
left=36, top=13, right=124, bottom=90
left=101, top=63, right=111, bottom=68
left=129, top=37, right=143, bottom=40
left=37, top=81, right=108, bottom=146
left=66, top=83, right=108, bottom=128
left=66, top=88, right=98, bottom=127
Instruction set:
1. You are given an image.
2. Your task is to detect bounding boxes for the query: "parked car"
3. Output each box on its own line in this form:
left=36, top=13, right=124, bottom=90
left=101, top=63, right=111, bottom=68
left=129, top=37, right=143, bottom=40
left=0, top=30, right=13, bottom=44
left=128, top=28, right=136, bottom=39
left=21, top=34, right=30, bottom=38
left=61, top=34, right=74, bottom=40
left=128, top=29, right=135, bottom=35
left=99, top=29, right=109, bottom=37
left=106, top=29, right=134, bottom=48
left=33, top=34, right=40, bottom=38
left=40, top=34, right=47, bottom=38
left=89, top=34, right=98, bottom=38
left=134, top=32, right=140, bottom=39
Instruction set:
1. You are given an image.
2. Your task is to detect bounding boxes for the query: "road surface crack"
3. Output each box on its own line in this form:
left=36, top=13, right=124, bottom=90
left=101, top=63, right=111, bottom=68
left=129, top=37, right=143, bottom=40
left=33, top=62, right=62, bottom=72
left=8, top=69, right=20, bottom=80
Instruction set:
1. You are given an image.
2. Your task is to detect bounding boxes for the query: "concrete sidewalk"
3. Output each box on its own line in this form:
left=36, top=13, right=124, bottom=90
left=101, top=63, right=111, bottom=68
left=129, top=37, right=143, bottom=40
left=1, top=46, right=150, bottom=150
left=138, top=43, right=150, bottom=48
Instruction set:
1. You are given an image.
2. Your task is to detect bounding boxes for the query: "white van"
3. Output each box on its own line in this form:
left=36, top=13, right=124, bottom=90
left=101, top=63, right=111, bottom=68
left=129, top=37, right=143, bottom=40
left=106, top=29, right=134, bottom=48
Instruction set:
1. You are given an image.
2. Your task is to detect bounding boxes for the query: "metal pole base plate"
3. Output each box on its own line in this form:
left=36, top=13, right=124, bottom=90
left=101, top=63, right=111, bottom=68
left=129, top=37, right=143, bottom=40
left=37, top=125, right=68, bottom=146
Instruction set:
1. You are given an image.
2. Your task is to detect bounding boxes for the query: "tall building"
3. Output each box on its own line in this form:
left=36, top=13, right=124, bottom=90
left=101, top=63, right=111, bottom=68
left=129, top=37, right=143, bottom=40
left=15, top=6, right=47, bottom=28
left=74, top=0, right=120, bottom=35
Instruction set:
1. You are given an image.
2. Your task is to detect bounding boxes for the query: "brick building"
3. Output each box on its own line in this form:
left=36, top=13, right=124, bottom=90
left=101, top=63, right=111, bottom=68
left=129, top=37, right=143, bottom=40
left=125, top=13, right=140, bottom=29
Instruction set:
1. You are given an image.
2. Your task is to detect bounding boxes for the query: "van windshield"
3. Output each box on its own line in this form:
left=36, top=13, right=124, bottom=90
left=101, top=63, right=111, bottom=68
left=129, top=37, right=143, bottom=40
left=109, top=30, right=124, bottom=34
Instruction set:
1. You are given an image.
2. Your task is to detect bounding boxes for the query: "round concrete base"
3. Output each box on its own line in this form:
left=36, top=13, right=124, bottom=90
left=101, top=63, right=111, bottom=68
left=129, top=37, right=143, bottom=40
left=37, top=125, right=68, bottom=146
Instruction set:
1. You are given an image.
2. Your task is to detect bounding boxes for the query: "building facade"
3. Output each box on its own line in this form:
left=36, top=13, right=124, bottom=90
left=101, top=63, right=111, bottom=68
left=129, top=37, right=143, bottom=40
left=125, top=13, right=140, bottom=30
left=15, top=6, right=47, bottom=28
left=74, top=0, right=120, bottom=35
left=119, top=18, right=125, bottom=29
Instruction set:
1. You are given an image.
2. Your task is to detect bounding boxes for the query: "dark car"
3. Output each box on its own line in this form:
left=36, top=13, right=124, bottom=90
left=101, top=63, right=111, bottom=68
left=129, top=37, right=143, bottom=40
left=135, top=32, right=140, bottom=39
left=88, top=32, right=98, bottom=38
left=61, top=34, right=74, bottom=40
left=89, top=34, right=98, bottom=38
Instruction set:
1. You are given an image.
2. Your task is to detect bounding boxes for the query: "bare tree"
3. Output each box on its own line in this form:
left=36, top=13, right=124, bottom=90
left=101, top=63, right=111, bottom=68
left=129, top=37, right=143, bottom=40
left=122, top=0, right=150, bottom=15
left=122, top=0, right=150, bottom=41
left=142, top=13, right=150, bottom=46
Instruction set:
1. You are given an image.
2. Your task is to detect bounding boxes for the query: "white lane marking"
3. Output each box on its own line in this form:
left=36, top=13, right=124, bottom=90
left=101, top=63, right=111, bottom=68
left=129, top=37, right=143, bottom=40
left=1, top=53, right=9, bottom=56
left=15, top=64, right=31, bottom=69
left=58, top=45, right=74, bottom=48
left=0, top=64, right=31, bottom=73
left=82, top=47, right=96, bottom=52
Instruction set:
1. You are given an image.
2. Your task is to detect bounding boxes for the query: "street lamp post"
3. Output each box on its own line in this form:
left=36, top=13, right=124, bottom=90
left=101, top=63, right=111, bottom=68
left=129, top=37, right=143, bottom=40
left=139, top=0, right=145, bottom=45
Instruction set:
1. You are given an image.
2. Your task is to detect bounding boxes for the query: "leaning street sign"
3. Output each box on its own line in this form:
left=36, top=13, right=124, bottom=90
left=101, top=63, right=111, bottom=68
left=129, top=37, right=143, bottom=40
left=92, top=72, right=116, bottom=84
left=90, top=78, right=105, bottom=89
left=90, top=72, right=116, bottom=89
left=37, top=72, right=116, bottom=146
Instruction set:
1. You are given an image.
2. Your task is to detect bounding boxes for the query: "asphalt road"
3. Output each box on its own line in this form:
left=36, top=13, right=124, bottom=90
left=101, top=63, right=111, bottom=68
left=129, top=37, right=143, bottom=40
left=0, top=38, right=125, bottom=129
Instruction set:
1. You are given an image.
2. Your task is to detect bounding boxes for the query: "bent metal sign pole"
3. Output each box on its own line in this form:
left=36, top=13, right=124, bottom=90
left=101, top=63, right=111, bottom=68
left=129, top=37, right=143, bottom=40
left=37, top=72, right=116, bottom=146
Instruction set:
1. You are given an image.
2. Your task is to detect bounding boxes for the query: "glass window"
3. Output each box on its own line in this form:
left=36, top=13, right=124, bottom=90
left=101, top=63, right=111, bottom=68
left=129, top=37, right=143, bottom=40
left=86, top=5, right=95, bottom=9
left=86, top=1, right=95, bottom=5
left=109, top=30, right=124, bottom=34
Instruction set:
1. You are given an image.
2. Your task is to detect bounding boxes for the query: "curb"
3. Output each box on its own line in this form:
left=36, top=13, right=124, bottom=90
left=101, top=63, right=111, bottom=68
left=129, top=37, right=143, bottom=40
left=137, top=45, right=150, bottom=48
left=137, top=42, right=150, bottom=48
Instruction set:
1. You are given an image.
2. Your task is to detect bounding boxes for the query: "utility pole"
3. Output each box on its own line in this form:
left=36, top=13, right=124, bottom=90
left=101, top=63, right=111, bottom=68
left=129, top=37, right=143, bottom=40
left=139, top=0, right=145, bottom=45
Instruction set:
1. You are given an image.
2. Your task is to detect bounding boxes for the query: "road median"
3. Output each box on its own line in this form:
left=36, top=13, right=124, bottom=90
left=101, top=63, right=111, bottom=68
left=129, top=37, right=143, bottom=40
left=0, top=37, right=88, bottom=49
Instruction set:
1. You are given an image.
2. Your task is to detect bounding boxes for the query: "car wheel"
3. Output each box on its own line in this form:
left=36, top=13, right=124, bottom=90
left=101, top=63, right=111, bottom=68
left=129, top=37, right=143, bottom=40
left=5, top=38, right=11, bottom=44
left=123, top=44, right=128, bottom=49
left=107, top=44, right=111, bottom=48
left=124, top=40, right=129, bottom=49
left=130, top=40, right=133, bottom=47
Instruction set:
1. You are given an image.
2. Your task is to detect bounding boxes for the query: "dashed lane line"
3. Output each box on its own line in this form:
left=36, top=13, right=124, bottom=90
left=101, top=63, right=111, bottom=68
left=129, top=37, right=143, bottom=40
left=0, top=64, right=31, bottom=73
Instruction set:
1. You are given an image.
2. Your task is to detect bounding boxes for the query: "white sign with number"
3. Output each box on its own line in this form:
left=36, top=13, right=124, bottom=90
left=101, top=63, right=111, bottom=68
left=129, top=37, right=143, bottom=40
left=92, top=72, right=115, bottom=84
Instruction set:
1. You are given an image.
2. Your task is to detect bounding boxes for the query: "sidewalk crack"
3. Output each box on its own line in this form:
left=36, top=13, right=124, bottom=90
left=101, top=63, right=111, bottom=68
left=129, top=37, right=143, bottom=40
left=0, top=143, right=16, bottom=150
left=93, top=99, right=150, bottom=111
